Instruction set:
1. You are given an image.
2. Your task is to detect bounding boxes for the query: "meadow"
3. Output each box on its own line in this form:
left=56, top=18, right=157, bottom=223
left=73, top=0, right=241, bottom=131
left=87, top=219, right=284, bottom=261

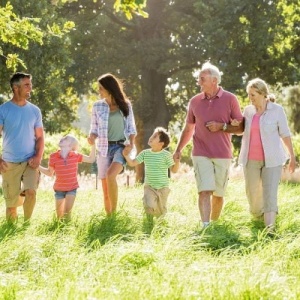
left=0, top=166, right=300, bottom=300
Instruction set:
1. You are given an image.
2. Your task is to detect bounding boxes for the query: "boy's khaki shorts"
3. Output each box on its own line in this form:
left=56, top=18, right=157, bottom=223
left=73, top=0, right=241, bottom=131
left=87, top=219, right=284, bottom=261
left=192, top=156, right=231, bottom=197
left=1, top=162, right=40, bottom=208
left=143, top=185, right=170, bottom=217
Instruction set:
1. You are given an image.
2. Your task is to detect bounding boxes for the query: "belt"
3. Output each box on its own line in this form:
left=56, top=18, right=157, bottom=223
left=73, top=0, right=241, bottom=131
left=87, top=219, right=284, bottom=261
left=108, top=140, right=125, bottom=145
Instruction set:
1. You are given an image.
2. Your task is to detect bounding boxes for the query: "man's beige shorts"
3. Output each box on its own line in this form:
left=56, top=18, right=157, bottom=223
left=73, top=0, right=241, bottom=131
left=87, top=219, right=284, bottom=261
left=143, top=185, right=170, bottom=217
left=1, top=162, right=40, bottom=208
left=192, top=156, right=231, bottom=197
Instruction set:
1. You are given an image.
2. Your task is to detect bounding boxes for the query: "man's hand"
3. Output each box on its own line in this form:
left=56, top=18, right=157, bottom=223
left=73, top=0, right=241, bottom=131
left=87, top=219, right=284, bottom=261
left=173, top=150, right=181, bottom=160
left=206, top=121, right=223, bottom=132
left=0, top=158, right=8, bottom=173
left=28, top=156, right=41, bottom=169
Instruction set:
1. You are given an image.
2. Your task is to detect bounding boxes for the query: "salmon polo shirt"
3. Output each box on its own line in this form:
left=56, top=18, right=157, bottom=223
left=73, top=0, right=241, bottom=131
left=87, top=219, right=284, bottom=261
left=49, top=151, right=83, bottom=191
left=187, top=87, right=243, bottom=158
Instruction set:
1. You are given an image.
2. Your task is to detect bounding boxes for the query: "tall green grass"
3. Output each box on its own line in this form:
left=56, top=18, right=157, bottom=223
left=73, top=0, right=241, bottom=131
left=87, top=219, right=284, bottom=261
left=0, top=176, right=299, bottom=300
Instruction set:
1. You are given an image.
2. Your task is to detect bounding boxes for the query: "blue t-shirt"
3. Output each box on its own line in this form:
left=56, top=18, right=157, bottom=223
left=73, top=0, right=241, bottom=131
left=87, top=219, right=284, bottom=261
left=0, top=100, right=43, bottom=162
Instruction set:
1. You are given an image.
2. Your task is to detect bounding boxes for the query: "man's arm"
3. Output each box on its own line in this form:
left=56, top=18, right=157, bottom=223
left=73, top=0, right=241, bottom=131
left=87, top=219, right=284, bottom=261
left=28, top=127, right=45, bottom=169
left=225, top=118, right=244, bottom=134
left=206, top=118, right=244, bottom=134
left=173, top=122, right=195, bottom=159
left=0, top=124, right=8, bottom=172
left=170, top=157, right=180, bottom=173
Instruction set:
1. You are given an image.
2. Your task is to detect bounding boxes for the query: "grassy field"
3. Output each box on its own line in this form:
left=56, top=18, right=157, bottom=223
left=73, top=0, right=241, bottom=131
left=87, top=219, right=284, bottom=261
left=0, top=171, right=299, bottom=300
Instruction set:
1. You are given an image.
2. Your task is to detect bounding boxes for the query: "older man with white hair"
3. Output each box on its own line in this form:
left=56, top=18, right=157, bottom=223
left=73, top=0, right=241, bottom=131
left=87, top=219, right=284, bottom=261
left=174, top=62, right=244, bottom=228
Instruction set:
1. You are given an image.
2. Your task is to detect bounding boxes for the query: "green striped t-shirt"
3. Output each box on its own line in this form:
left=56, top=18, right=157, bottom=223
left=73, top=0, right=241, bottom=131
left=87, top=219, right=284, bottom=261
left=135, top=149, right=175, bottom=189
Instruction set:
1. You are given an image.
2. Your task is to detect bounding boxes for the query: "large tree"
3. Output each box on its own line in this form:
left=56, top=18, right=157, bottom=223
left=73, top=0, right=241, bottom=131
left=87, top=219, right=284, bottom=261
left=62, top=0, right=300, bottom=136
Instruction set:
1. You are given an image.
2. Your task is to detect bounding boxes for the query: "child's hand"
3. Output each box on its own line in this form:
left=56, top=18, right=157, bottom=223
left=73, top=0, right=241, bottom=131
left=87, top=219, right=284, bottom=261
left=230, top=119, right=240, bottom=126
left=122, top=145, right=131, bottom=157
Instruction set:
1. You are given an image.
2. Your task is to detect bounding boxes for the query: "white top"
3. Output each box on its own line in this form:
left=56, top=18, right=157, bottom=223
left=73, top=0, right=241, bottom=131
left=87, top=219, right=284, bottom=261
left=238, top=101, right=291, bottom=168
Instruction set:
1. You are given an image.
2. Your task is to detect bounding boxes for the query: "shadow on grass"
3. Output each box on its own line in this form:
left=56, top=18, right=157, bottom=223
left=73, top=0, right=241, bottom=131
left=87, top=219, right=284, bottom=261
left=36, top=217, right=72, bottom=235
left=0, top=221, right=28, bottom=242
left=191, top=223, right=244, bottom=252
left=83, top=211, right=140, bottom=248
left=190, top=218, right=286, bottom=254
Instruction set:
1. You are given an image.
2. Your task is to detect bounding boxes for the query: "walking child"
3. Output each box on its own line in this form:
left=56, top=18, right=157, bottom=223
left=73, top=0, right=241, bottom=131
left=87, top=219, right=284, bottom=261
left=123, top=127, right=180, bottom=221
left=39, top=134, right=95, bottom=220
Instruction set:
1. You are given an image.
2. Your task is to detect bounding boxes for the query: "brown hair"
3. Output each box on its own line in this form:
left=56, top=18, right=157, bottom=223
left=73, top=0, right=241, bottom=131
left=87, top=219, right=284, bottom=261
left=98, top=73, right=130, bottom=117
left=154, top=127, right=171, bottom=149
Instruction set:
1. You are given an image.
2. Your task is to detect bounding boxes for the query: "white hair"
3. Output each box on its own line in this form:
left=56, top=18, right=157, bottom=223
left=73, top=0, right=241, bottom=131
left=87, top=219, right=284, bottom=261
left=201, top=62, right=223, bottom=84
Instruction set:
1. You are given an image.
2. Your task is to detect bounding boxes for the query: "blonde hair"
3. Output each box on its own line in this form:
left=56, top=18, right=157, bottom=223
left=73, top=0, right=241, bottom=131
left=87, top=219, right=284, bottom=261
left=246, top=78, right=276, bottom=102
left=59, top=134, right=79, bottom=159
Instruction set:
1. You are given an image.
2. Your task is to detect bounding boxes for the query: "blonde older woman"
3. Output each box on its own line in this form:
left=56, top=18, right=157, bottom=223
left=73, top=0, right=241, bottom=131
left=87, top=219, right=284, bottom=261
left=238, top=78, right=296, bottom=232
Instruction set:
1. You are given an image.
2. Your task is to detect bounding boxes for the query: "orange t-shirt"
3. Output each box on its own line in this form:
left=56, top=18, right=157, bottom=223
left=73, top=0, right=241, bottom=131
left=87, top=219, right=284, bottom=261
left=49, top=151, right=83, bottom=191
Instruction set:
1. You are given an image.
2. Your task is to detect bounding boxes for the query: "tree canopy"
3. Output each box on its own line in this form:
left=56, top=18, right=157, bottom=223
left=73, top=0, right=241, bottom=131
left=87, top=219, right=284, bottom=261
left=1, top=0, right=299, bottom=139
left=60, top=0, right=300, bottom=138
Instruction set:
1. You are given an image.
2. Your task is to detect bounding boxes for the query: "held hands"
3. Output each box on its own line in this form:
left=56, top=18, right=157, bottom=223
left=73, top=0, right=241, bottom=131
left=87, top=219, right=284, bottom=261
left=173, top=150, right=181, bottom=160
left=28, top=156, right=41, bottom=169
left=87, top=134, right=97, bottom=145
left=122, top=145, right=132, bottom=157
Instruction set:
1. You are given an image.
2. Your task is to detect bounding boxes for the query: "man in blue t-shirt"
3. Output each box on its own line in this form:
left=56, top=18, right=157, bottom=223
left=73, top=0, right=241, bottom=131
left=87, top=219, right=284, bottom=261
left=0, top=72, right=44, bottom=222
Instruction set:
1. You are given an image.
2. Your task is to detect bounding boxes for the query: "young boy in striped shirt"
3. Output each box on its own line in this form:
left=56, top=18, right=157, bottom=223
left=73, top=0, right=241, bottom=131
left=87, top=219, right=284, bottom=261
left=39, top=134, right=95, bottom=220
left=123, top=127, right=180, bottom=221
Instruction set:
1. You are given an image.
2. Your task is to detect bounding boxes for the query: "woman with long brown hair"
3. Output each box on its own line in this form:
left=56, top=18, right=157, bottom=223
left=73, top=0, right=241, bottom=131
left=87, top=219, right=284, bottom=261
left=88, top=73, right=136, bottom=215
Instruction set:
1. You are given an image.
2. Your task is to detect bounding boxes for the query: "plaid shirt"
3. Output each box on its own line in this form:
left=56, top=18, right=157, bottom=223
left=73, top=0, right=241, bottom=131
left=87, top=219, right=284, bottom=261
left=90, top=99, right=137, bottom=157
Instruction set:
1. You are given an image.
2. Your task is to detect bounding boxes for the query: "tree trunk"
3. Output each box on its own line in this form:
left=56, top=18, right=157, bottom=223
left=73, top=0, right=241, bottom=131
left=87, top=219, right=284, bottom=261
left=135, top=69, right=171, bottom=182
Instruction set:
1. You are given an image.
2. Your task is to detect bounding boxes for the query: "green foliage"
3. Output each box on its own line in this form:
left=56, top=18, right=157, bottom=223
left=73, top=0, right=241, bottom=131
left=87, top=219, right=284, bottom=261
left=0, top=2, right=43, bottom=70
left=292, top=133, right=300, bottom=162
left=57, top=0, right=300, bottom=148
left=1, top=0, right=300, bottom=142
left=283, top=85, right=300, bottom=133
left=0, top=1, right=74, bottom=72
left=114, top=0, right=148, bottom=19
left=0, top=0, right=77, bottom=133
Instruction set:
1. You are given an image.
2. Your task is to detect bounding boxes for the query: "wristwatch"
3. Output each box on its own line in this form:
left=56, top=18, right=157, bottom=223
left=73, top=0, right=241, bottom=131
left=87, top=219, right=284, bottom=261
left=222, top=123, right=227, bottom=131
